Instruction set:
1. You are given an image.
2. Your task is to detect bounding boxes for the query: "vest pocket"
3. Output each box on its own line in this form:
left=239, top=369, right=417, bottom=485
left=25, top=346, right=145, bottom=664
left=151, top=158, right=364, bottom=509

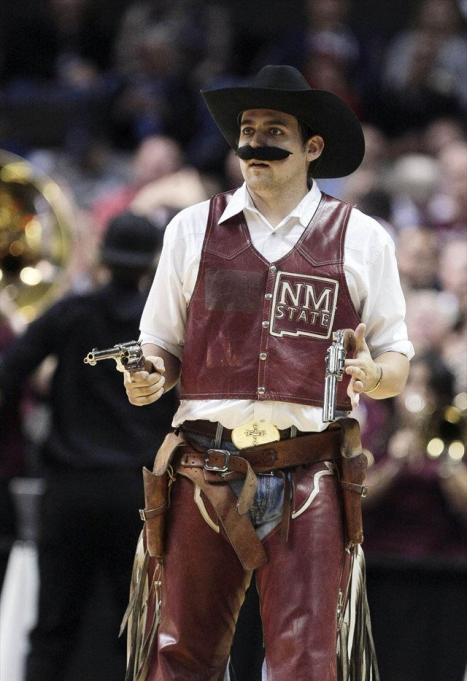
left=205, top=268, right=265, bottom=312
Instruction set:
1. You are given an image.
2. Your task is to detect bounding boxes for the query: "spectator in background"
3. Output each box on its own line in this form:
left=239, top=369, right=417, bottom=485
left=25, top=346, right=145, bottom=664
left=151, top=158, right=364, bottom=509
left=438, top=236, right=467, bottom=305
left=387, top=153, right=441, bottom=230
left=431, top=141, right=467, bottom=235
left=184, top=73, right=243, bottom=177
left=129, top=165, right=220, bottom=227
left=439, top=237, right=467, bottom=394
left=91, top=135, right=183, bottom=233
left=422, top=116, right=467, bottom=158
left=110, top=20, right=197, bottom=149
left=0, top=0, right=119, bottom=158
left=110, top=1, right=233, bottom=162
left=113, top=0, right=232, bottom=90
left=405, top=288, right=459, bottom=357
left=257, top=0, right=366, bottom=91
left=1, top=0, right=112, bottom=87
left=0, top=212, right=179, bottom=681
left=361, top=353, right=467, bottom=681
left=340, top=123, right=391, bottom=207
left=379, top=0, right=467, bottom=135
left=396, top=228, right=441, bottom=292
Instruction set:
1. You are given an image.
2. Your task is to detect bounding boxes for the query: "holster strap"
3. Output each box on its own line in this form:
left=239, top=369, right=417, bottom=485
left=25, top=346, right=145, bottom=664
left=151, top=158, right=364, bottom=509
left=175, top=464, right=268, bottom=571
left=340, top=480, right=368, bottom=497
left=153, top=432, right=185, bottom=475
left=139, top=502, right=167, bottom=521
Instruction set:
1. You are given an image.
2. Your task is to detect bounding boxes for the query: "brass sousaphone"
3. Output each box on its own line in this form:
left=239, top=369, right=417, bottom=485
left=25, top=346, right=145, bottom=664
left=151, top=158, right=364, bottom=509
left=0, top=149, right=74, bottom=326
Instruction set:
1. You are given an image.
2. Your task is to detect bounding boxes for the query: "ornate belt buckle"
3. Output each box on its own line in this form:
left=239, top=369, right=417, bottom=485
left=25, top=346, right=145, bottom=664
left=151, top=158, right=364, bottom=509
left=231, top=420, right=280, bottom=449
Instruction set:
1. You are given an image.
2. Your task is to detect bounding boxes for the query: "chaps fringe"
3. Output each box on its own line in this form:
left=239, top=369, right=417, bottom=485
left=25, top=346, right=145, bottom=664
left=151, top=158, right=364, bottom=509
left=337, top=546, right=380, bottom=681
left=120, top=531, right=162, bottom=681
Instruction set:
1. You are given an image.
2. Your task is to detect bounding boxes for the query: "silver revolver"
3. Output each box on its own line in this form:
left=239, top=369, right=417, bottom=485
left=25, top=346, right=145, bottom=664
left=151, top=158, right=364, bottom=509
left=323, top=329, right=354, bottom=422
left=84, top=340, right=145, bottom=373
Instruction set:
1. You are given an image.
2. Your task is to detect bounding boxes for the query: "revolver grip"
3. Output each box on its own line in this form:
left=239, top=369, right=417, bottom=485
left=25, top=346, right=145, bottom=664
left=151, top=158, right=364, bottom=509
left=342, top=328, right=356, bottom=355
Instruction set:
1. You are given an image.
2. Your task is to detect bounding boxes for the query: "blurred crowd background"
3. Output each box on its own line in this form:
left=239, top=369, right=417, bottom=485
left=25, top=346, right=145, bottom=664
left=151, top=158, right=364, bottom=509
left=0, top=1, right=466, bottom=681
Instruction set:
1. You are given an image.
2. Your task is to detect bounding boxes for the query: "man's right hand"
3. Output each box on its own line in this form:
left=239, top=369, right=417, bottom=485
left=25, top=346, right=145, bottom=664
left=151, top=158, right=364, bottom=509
left=124, top=355, right=165, bottom=405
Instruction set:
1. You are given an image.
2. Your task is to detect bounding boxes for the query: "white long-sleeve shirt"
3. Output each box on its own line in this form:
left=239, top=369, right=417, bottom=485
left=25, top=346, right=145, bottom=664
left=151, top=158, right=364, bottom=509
left=140, top=181, right=414, bottom=431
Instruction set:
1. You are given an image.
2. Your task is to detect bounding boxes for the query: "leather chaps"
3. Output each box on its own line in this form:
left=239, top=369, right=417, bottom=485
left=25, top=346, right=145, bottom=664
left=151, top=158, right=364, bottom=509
left=144, top=460, right=346, bottom=681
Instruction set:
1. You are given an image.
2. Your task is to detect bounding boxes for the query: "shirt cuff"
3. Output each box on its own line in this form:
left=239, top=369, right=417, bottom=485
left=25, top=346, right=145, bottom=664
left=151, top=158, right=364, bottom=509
left=373, top=340, right=415, bottom=361
left=139, top=332, right=184, bottom=361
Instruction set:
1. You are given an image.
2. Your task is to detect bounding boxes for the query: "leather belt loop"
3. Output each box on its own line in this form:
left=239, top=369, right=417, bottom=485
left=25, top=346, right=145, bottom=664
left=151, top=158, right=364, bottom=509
left=278, top=470, right=291, bottom=543
left=214, top=422, right=224, bottom=448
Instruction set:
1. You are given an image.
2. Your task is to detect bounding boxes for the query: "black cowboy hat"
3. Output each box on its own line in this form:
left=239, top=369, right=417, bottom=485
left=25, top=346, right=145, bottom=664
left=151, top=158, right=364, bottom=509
left=201, top=65, right=365, bottom=179
left=100, top=212, right=162, bottom=269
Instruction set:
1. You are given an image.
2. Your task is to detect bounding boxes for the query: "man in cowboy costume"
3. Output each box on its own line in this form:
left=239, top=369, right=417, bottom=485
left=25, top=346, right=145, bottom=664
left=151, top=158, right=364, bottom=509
left=122, top=65, right=413, bottom=681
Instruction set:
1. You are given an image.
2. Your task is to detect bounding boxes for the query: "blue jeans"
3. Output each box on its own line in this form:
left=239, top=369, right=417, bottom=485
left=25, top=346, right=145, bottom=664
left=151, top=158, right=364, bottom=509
left=184, top=432, right=285, bottom=541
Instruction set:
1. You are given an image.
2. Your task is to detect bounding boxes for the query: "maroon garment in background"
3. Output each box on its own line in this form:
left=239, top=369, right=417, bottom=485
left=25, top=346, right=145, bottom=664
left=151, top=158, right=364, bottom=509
left=363, top=454, right=467, bottom=562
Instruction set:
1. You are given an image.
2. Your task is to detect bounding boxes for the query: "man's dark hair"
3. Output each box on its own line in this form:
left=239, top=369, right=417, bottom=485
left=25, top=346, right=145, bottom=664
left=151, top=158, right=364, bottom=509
left=298, top=119, right=323, bottom=182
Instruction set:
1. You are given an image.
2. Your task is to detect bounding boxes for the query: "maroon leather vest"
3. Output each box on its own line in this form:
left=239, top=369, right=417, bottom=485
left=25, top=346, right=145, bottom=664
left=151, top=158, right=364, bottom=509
left=180, top=191, right=361, bottom=410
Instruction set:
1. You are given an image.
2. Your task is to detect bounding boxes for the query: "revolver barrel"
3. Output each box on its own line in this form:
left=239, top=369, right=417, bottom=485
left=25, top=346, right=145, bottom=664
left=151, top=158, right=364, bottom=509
left=83, top=341, right=144, bottom=372
left=84, top=348, right=119, bottom=366
left=323, top=329, right=349, bottom=422
left=323, top=375, right=338, bottom=423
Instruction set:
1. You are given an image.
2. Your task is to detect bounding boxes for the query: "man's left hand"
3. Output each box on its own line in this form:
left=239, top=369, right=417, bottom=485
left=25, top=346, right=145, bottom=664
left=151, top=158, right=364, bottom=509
left=344, top=323, right=381, bottom=407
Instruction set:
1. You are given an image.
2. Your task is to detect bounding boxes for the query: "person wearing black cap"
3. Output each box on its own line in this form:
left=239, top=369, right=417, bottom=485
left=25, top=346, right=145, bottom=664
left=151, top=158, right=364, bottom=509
left=123, top=66, right=413, bottom=680
left=0, top=212, right=179, bottom=681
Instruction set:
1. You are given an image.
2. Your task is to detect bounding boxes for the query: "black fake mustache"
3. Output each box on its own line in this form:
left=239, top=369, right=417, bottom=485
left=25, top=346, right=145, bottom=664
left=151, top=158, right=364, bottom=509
left=236, top=145, right=293, bottom=161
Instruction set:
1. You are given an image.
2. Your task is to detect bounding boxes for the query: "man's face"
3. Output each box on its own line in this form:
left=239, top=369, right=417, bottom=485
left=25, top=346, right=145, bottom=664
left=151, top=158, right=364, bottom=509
left=238, top=109, right=321, bottom=193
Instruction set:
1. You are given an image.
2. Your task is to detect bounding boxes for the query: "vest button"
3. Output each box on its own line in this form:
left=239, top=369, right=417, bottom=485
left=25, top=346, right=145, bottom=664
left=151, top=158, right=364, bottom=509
left=262, top=320, right=270, bottom=328
left=257, top=387, right=266, bottom=395
left=264, top=293, right=272, bottom=300
left=269, top=265, right=277, bottom=273
left=259, top=352, right=267, bottom=360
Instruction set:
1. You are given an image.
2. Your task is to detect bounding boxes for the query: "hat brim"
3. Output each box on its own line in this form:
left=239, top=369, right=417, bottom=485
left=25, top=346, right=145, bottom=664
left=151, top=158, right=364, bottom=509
left=201, top=87, right=365, bottom=179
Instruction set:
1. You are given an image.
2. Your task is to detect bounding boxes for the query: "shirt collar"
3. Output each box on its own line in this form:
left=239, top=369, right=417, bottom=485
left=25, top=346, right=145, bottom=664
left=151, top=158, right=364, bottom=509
left=219, top=181, right=322, bottom=228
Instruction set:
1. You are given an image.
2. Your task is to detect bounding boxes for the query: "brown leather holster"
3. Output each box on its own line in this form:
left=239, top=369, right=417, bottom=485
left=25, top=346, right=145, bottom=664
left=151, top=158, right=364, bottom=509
left=337, top=418, right=368, bottom=549
left=140, top=432, right=184, bottom=560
